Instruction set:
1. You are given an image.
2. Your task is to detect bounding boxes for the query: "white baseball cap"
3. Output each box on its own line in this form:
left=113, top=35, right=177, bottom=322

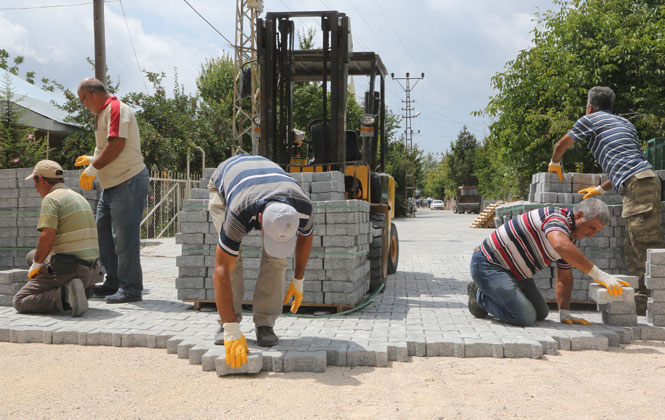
left=262, top=202, right=299, bottom=258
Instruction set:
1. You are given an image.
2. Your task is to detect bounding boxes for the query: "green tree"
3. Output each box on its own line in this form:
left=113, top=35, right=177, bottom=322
left=445, top=126, right=479, bottom=187
left=478, top=0, right=665, bottom=197
left=0, top=74, right=47, bottom=168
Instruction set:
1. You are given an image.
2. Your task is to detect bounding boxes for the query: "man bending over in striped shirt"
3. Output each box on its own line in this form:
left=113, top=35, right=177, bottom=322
left=468, top=198, right=629, bottom=326
left=548, top=86, right=665, bottom=315
left=208, top=155, right=314, bottom=369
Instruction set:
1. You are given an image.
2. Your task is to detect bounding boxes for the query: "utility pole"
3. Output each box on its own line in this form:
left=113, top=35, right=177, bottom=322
left=392, top=72, right=424, bottom=217
left=93, top=0, right=106, bottom=83
left=233, top=0, right=263, bottom=154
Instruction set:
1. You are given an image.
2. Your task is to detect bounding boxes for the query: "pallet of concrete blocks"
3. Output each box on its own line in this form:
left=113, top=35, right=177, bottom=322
left=175, top=198, right=214, bottom=302
left=646, top=249, right=665, bottom=326
left=239, top=199, right=371, bottom=307
left=0, top=269, right=29, bottom=306
left=588, top=274, right=638, bottom=326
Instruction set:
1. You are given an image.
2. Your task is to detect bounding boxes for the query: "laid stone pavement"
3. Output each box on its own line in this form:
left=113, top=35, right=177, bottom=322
left=2, top=209, right=664, bottom=374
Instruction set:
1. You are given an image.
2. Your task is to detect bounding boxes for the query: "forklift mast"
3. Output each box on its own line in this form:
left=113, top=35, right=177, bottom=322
left=256, top=11, right=387, bottom=173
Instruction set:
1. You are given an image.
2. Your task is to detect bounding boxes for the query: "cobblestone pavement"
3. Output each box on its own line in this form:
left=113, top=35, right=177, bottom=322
left=2, top=209, right=664, bottom=374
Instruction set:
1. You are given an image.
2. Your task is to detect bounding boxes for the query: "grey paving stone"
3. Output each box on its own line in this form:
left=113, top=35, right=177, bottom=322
left=283, top=350, right=326, bottom=372
left=216, top=353, right=263, bottom=376
left=503, top=340, right=543, bottom=359
left=464, top=339, right=503, bottom=358
left=260, top=350, right=285, bottom=372
left=12, top=328, right=44, bottom=343
left=166, top=337, right=185, bottom=354
left=387, top=344, right=408, bottom=362
left=122, top=332, right=149, bottom=347
left=570, top=336, right=609, bottom=351
left=601, top=312, right=637, bottom=327
left=52, top=330, right=79, bottom=345
left=201, top=349, right=225, bottom=371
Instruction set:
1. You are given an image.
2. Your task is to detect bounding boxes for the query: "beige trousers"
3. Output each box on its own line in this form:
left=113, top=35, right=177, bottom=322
left=207, top=178, right=287, bottom=327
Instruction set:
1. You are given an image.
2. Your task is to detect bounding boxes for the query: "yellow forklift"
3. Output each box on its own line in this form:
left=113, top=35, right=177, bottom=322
left=256, top=10, right=398, bottom=289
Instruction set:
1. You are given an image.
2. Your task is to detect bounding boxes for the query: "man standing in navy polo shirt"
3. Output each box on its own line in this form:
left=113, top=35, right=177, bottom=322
left=548, top=86, right=665, bottom=314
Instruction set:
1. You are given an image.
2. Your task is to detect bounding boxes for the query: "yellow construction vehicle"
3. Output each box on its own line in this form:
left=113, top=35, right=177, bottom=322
left=255, top=10, right=398, bottom=288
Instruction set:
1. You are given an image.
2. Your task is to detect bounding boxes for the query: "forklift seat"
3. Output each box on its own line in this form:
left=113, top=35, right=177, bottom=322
left=309, top=125, right=361, bottom=163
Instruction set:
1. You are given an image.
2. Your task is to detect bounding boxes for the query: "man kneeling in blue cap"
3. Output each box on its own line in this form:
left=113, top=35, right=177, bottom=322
left=208, top=155, right=314, bottom=369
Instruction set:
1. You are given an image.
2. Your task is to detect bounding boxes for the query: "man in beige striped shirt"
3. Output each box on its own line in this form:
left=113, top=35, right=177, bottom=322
left=13, top=160, right=100, bottom=316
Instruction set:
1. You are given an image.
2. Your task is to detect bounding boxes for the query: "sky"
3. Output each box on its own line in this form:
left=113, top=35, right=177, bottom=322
left=0, top=0, right=560, bottom=157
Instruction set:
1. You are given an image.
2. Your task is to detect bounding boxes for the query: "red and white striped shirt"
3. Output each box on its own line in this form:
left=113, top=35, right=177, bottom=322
left=480, top=207, right=573, bottom=281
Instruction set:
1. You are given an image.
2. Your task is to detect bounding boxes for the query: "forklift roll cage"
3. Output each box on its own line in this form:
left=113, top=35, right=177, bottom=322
left=257, top=10, right=388, bottom=173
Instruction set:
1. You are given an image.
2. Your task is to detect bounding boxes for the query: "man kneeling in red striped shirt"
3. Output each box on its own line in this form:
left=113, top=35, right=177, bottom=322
left=468, top=198, right=629, bottom=326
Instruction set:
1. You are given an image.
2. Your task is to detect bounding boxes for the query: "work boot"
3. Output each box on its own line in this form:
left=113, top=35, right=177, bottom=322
left=635, top=290, right=649, bottom=316
left=106, top=291, right=142, bottom=304
left=214, top=323, right=224, bottom=346
left=64, top=278, right=88, bottom=317
left=256, top=326, right=279, bottom=347
left=467, top=282, right=488, bottom=319
left=91, top=284, right=117, bottom=297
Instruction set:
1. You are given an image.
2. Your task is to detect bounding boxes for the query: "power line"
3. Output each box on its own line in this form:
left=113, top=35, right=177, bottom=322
left=182, top=0, right=234, bottom=48
left=0, top=0, right=118, bottom=10
left=371, top=0, right=420, bottom=69
left=118, top=0, right=149, bottom=94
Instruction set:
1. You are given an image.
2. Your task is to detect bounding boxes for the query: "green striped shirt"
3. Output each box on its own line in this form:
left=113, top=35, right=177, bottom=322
left=37, top=183, right=99, bottom=262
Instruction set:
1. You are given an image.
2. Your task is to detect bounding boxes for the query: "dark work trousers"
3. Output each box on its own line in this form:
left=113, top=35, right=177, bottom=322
left=13, top=250, right=99, bottom=314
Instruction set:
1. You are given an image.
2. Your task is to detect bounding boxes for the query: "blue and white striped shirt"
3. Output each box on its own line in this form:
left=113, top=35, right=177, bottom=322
left=568, top=111, right=651, bottom=191
left=211, top=155, right=313, bottom=257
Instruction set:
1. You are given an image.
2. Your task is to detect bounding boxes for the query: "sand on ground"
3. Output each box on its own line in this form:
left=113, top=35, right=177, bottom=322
left=1, top=341, right=664, bottom=420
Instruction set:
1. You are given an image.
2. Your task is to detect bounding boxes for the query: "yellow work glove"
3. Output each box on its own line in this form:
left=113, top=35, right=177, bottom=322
left=28, top=261, right=43, bottom=279
left=223, top=322, right=248, bottom=368
left=74, top=155, right=92, bottom=167
left=587, top=265, right=631, bottom=297
left=79, top=164, right=98, bottom=190
left=578, top=185, right=606, bottom=200
left=548, top=160, right=564, bottom=181
left=283, top=277, right=304, bottom=314
left=559, top=309, right=591, bottom=325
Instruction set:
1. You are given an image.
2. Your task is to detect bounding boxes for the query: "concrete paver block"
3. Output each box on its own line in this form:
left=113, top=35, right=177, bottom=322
left=261, top=350, right=286, bottom=372
left=570, top=336, right=609, bottom=351
left=601, top=312, right=637, bottom=327
left=597, top=301, right=637, bottom=314
left=283, top=351, right=326, bottom=372
left=52, top=330, right=79, bottom=345
left=503, top=340, right=543, bottom=359
left=464, top=339, right=503, bottom=358
left=588, top=284, right=634, bottom=304
left=387, top=344, right=408, bottom=362
left=201, top=349, right=224, bottom=372
left=216, top=353, right=263, bottom=376
left=614, top=275, right=639, bottom=289
left=646, top=275, right=665, bottom=290
left=177, top=341, right=197, bottom=359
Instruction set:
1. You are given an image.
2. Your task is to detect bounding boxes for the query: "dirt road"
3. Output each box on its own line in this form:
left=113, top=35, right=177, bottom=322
left=1, top=341, right=664, bottom=420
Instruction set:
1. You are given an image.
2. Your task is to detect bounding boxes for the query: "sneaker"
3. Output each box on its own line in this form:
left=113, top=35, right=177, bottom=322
left=467, top=282, right=488, bottom=318
left=214, top=323, right=224, bottom=346
left=91, top=284, right=118, bottom=297
left=64, top=278, right=88, bottom=317
left=106, top=291, right=142, bottom=304
left=256, top=326, right=279, bottom=347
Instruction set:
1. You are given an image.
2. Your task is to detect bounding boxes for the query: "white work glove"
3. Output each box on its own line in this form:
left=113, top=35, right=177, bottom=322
left=28, top=262, right=43, bottom=279
left=587, top=265, right=630, bottom=297
left=222, top=322, right=248, bottom=368
left=559, top=309, right=591, bottom=325
left=283, top=277, right=304, bottom=314
left=84, top=164, right=99, bottom=176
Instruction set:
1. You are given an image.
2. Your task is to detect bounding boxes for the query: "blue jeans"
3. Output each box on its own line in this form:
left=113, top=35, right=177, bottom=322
left=96, top=168, right=149, bottom=296
left=470, top=251, right=549, bottom=326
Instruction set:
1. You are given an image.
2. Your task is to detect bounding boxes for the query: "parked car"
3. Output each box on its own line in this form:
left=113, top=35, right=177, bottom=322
left=430, top=199, right=444, bottom=210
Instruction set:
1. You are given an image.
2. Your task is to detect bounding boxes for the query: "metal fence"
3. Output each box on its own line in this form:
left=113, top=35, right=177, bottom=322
left=140, top=169, right=200, bottom=239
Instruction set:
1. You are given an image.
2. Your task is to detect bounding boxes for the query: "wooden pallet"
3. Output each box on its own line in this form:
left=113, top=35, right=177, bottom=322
left=470, top=201, right=505, bottom=229
left=183, top=299, right=355, bottom=314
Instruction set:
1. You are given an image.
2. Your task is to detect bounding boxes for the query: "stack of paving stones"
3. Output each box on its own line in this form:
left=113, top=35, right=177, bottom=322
left=646, top=249, right=665, bottom=326
left=1, top=168, right=100, bottom=263
left=588, top=274, right=638, bottom=326
left=0, top=269, right=28, bottom=306
left=0, top=168, right=99, bottom=305
left=176, top=168, right=371, bottom=307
